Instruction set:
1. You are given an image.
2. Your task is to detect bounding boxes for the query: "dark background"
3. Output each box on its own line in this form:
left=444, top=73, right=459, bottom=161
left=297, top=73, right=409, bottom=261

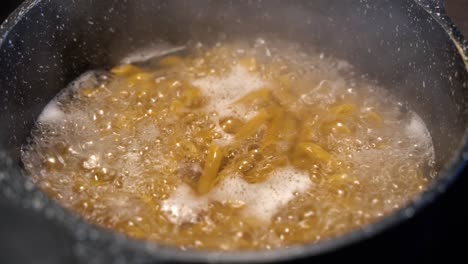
left=0, top=0, right=467, bottom=263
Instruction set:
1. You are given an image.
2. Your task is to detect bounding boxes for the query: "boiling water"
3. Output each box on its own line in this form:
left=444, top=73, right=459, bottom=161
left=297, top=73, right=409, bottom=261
left=22, top=39, right=435, bottom=250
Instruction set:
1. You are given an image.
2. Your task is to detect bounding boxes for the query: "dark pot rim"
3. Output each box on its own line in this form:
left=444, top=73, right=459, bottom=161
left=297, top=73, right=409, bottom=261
left=1, top=0, right=467, bottom=263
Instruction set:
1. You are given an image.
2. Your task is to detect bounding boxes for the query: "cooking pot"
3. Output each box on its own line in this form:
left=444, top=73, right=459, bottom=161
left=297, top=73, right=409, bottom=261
left=0, top=0, right=467, bottom=263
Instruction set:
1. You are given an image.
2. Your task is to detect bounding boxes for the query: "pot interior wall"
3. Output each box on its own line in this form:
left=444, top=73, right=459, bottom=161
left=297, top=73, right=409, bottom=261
left=1, top=0, right=467, bottom=193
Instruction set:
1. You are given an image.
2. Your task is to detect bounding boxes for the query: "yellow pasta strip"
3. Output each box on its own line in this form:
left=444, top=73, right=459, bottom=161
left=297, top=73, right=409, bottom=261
left=297, top=142, right=331, bottom=163
left=197, top=144, right=223, bottom=195
left=181, top=85, right=203, bottom=108
left=280, top=115, right=298, bottom=146
left=329, top=104, right=356, bottom=118
left=111, top=64, right=141, bottom=76
left=234, top=88, right=271, bottom=105
left=235, top=110, right=271, bottom=140
left=128, top=72, right=153, bottom=83
left=271, top=87, right=296, bottom=109
left=262, top=107, right=285, bottom=147
left=219, top=117, right=243, bottom=134
left=297, top=118, right=315, bottom=143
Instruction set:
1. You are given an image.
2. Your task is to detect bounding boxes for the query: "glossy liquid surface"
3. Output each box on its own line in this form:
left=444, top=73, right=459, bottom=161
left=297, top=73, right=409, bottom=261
left=22, top=40, right=435, bottom=250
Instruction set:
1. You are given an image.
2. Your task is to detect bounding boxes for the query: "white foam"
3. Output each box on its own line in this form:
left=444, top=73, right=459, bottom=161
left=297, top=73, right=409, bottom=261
left=211, top=167, right=312, bottom=222
left=160, top=166, right=312, bottom=224
left=38, top=100, right=65, bottom=123
left=191, top=64, right=266, bottom=119
left=405, top=112, right=434, bottom=153
left=160, top=184, right=208, bottom=224
left=39, top=70, right=106, bottom=124
left=65, top=70, right=105, bottom=94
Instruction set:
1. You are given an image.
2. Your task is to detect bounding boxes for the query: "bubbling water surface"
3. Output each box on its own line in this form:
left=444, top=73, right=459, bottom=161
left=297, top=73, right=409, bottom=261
left=22, top=39, right=435, bottom=250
